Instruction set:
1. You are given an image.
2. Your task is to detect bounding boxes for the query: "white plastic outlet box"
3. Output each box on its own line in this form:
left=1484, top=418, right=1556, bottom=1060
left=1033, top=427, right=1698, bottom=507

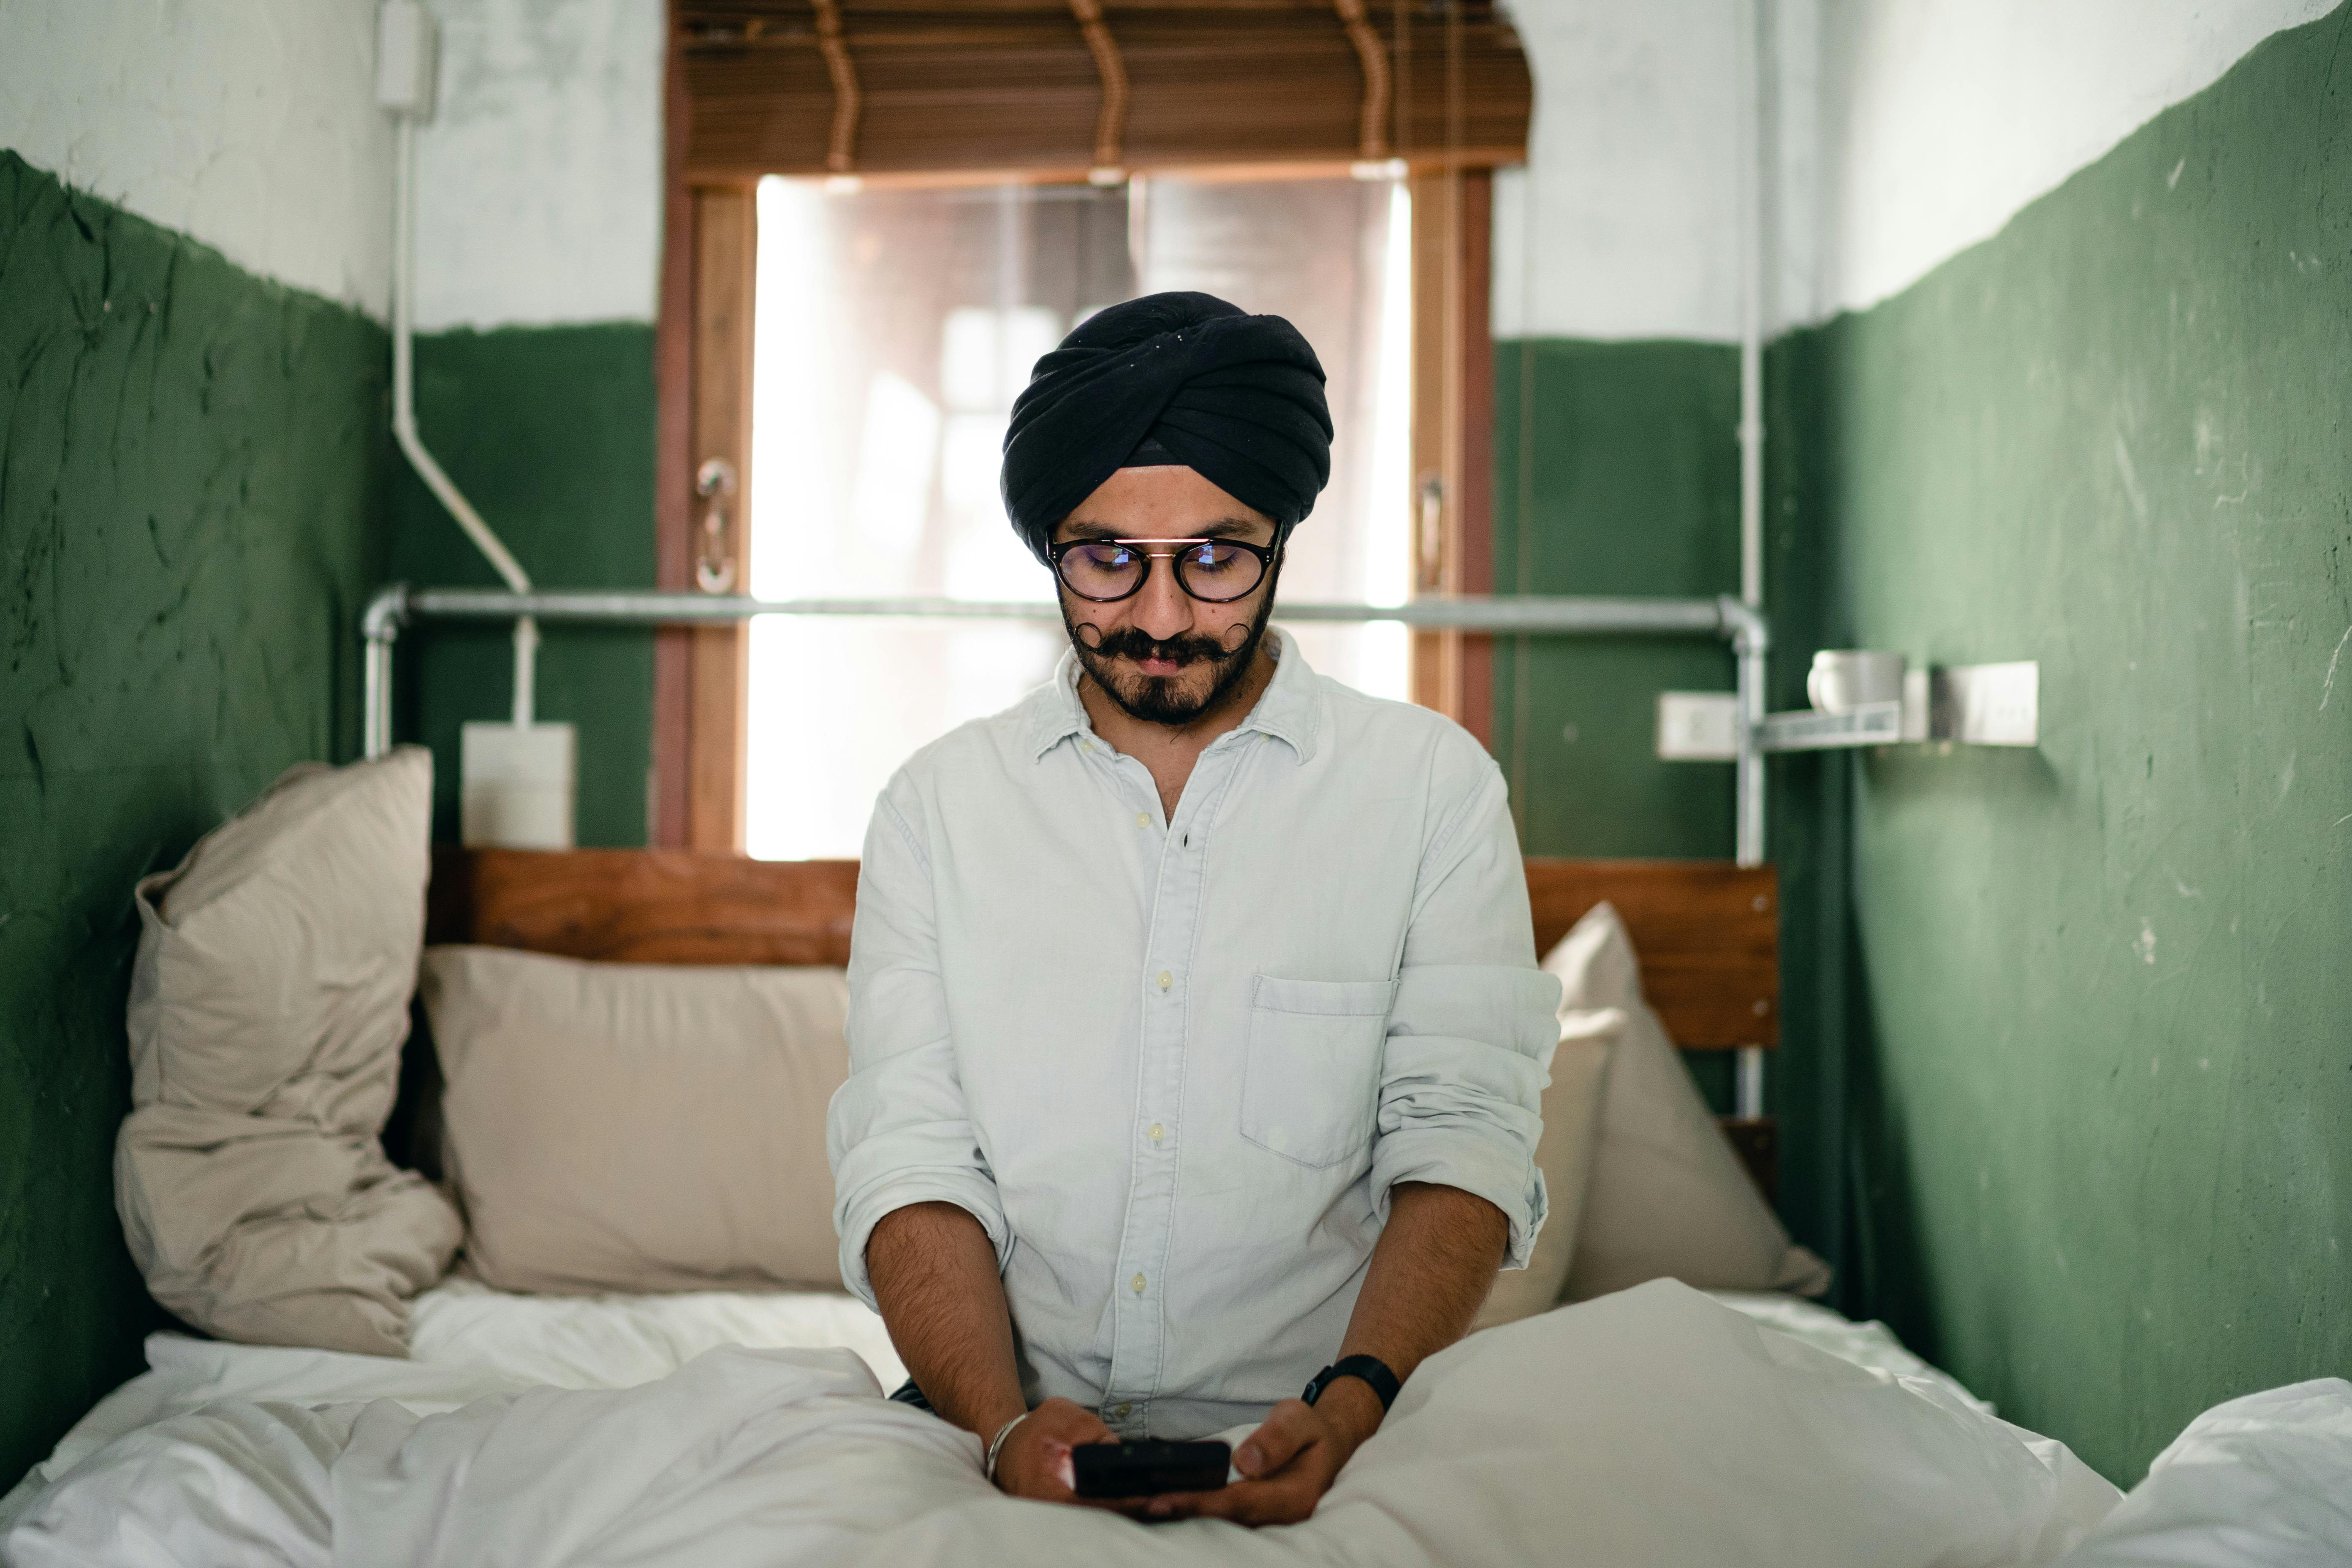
left=461, top=722, right=576, bottom=850
left=376, top=2, right=439, bottom=118
left=1655, top=692, right=1742, bottom=761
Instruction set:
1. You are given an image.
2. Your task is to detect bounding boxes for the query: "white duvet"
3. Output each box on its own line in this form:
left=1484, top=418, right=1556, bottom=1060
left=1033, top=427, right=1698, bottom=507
left=4, top=1279, right=2130, bottom=1568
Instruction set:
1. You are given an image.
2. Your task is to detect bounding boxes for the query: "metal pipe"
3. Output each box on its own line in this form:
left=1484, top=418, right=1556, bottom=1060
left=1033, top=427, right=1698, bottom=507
left=399, top=587, right=1737, bottom=636
left=361, top=584, right=408, bottom=761
left=364, top=589, right=1767, bottom=763
left=1735, top=0, right=1765, bottom=615
left=1732, top=0, right=1768, bottom=1126
left=1720, top=595, right=1769, bottom=868
left=1724, top=592, right=1771, bottom=1125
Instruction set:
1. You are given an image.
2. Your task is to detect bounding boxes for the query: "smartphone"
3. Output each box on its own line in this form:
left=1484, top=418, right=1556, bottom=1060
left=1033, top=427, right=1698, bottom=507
left=1071, top=1439, right=1232, bottom=1499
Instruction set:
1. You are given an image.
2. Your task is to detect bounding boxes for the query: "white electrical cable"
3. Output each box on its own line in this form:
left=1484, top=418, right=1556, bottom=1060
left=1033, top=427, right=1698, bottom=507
left=392, top=112, right=539, bottom=728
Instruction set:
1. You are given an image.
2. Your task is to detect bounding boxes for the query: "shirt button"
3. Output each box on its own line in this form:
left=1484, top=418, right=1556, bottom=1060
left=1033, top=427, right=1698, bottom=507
left=1147, top=1123, right=1165, bottom=1142
left=1130, top=1272, right=1147, bottom=1295
left=1135, top=811, right=1149, bottom=829
left=1156, top=971, right=1173, bottom=991
left=1115, top=1402, right=1133, bottom=1419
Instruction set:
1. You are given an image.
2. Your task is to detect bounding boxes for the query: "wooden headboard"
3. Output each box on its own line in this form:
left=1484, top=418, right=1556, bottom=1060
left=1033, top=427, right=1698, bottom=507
left=429, top=849, right=1777, bottom=1049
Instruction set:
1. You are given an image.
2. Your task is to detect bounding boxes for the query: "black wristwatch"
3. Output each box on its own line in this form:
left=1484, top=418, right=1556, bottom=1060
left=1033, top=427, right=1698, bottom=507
left=1301, top=1354, right=1401, bottom=1412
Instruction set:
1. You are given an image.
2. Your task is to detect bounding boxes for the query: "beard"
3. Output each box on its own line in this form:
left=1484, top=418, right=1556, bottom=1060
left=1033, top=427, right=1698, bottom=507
left=1062, top=574, right=1280, bottom=727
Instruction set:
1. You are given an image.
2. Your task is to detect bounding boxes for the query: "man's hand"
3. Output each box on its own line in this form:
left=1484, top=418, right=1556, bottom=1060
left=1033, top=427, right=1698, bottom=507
left=1139, top=1184, right=1506, bottom=1527
left=1138, top=1378, right=1385, bottom=1526
left=991, top=1397, right=1123, bottom=1506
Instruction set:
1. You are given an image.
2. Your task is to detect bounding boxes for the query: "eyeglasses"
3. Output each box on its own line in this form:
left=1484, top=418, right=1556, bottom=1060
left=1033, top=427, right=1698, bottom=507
left=1046, top=537, right=1278, bottom=604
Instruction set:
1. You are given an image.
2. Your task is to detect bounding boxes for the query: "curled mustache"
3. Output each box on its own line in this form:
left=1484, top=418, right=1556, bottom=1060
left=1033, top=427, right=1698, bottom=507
left=1073, top=623, right=1250, bottom=666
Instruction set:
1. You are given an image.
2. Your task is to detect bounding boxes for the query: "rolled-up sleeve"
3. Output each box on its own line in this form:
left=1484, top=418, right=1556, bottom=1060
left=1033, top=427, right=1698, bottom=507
left=826, top=779, right=1011, bottom=1306
left=1369, top=757, right=1562, bottom=1269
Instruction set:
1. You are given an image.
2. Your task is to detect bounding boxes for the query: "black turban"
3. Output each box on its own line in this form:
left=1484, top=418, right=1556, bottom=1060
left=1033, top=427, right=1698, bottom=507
left=1000, top=292, right=1333, bottom=565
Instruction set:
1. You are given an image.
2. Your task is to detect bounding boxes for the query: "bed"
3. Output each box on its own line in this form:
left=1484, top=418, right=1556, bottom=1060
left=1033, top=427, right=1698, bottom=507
left=8, top=846, right=2347, bottom=1566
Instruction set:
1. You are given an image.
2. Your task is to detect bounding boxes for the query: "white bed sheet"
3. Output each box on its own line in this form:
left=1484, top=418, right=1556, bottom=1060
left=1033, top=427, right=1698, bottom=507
left=6, top=1279, right=2126, bottom=1567
left=0, top=1280, right=1918, bottom=1524
left=0, top=1279, right=905, bottom=1529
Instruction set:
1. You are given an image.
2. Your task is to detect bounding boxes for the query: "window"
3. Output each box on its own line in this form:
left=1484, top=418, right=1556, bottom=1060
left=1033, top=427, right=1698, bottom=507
left=744, top=173, right=1412, bottom=861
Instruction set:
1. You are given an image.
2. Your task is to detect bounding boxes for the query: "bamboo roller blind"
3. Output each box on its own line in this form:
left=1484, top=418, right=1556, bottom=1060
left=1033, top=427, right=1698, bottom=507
left=676, top=1, right=1533, bottom=180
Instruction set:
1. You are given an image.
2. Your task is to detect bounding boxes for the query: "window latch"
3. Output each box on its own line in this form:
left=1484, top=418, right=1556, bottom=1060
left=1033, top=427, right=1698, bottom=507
left=696, top=457, right=739, bottom=594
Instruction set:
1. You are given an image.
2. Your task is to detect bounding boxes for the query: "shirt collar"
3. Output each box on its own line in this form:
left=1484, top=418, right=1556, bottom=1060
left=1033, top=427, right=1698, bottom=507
left=1026, top=628, right=1322, bottom=765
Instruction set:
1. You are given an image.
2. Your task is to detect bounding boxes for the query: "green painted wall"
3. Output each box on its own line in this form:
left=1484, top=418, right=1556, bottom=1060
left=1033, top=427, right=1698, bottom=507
left=1489, top=337, right=1855, bottom=1257
left=1782, top=6, right=2352, bottom=1482
left=1492, top=337, right=1740, bottom=859
left=0, top=152, right=391, bottom=1484
left=389, top=325, right=657, bottom=847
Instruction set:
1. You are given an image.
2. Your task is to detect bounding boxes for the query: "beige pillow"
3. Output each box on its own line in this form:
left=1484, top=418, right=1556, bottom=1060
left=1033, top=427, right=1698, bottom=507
left=114, top=747, right=462, bottom=1357
left=1551, top=902, right=1832, bottom=1300
left=1472, top=1010, right=1621, bottom=1330
left=421, top=947, right=850, bottom=1295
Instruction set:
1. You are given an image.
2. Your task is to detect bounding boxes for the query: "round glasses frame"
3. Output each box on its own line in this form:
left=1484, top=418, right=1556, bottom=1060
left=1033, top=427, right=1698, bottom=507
left=1045, top=536, right=1279, bottom=604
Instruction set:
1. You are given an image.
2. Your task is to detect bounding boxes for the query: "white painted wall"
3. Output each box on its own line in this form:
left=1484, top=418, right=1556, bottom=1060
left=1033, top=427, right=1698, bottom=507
left=1813, top=0, right=2340, bottom=316
left=0, top=0, right=394, bottom=313
left=1492, top=0, right=1745, bottom=341
left=0, top=0, right=663, bottom=329
left=409, top=0, right=664, bottom=330
left=1495, top=0, right=2340, bottom=339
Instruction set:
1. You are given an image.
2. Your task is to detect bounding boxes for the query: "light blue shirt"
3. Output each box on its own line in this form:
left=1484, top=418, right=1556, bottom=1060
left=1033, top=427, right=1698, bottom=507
left=827, top=632, right=1559, bottom=1439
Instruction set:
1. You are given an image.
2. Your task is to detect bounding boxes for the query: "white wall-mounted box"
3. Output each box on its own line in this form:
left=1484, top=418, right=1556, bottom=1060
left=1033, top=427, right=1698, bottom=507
left=376, top=1, right=439, bottom=119
left=461, top=722, right=576, bottom=849
left=1656, top=692, right=1742, bottom=761
left=1934, top=661, right=2039, bottom=746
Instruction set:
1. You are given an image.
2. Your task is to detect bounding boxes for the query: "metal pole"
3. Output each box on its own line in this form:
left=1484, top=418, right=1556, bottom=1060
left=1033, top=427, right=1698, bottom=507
left=1732, top=0, right=1771, bottom=1124
left=362, top=588, right=1765, bottom=753
left=361, top=584, right=407, bottom=761
left=399, top=587, right=1734, bottom=637
left=1721, top=596, right=1771, bottom=1122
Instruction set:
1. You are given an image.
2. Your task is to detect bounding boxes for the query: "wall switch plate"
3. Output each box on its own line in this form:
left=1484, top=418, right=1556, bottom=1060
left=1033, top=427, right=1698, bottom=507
left=461, top=722, right=576, bottom=849
left=376, top=1, right=439, bottom=118
left=1656, top=692, right=1742, bottom=761
left=1932, top=661, right=2039, bottom=746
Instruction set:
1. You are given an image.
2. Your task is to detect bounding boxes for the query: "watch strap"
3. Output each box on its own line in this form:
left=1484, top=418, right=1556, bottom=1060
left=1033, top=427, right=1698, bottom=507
left=1302, top=1354, right=1401, bottom=1412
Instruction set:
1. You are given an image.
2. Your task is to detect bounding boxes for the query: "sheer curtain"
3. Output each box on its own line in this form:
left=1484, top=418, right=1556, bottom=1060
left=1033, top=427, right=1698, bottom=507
left=746, top=174, right=1410, bottom=860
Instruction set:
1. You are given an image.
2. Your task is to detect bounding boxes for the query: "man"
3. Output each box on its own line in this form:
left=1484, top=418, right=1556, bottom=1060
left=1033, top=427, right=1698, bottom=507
left=827, top=292, right=1559, bottom=1526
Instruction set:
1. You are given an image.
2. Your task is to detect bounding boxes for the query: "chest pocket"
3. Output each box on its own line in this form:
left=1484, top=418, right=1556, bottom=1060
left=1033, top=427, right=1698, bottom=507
left=1241, top=976, right=1398, bottom=1169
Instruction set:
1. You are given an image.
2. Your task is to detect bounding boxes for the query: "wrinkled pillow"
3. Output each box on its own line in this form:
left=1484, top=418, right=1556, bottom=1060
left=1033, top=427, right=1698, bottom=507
left=1472, top=1012, right=1619, bottom=1330
left=1551, top=902, right=1831, bottom=1300
left=115, top=747, right=462, bottom=1356
left=421, top=947, right=851, bottom=1295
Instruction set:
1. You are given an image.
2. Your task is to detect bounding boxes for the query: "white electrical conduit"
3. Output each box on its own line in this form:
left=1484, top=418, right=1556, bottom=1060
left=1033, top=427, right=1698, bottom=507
left=391, top=113, right=539, bottom=727
left=1734, top=0, right=1768, bottom=1121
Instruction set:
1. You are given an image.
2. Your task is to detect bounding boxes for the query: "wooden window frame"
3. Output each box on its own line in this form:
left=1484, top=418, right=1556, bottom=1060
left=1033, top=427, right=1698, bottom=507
left=654, top=35, right=758, bottom=851
left=1407, top=163, right=1494, bottom=748
left=654, top=155, right=1499, bottom=852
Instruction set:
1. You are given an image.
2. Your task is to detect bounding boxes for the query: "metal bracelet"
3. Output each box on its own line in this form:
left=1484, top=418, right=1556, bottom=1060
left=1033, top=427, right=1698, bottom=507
left=983, top=1411, right=1030, bottom=1483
